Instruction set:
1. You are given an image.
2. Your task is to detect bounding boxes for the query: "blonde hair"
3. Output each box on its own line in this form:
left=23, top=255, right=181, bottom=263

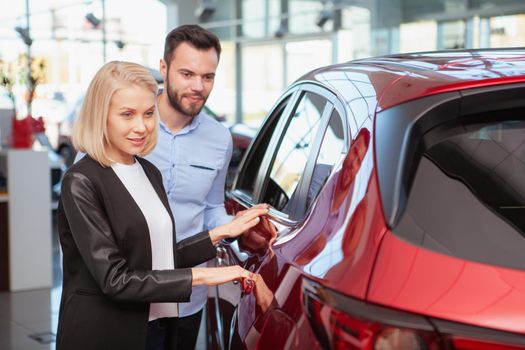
left=72, top=61, right=159, bottom=167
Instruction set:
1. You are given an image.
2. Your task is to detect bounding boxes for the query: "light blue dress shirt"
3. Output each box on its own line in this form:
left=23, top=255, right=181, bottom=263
left=146, top=111, right=233, bottom=317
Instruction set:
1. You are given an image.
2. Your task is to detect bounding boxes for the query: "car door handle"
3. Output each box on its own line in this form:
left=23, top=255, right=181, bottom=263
left=216, top=246, right=230, bottom=267
left=216, top=246, right=244, bottom=286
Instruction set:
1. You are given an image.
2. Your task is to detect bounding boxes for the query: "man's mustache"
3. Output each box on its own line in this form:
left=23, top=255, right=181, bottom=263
left=181, top=93, right=205, bottom=100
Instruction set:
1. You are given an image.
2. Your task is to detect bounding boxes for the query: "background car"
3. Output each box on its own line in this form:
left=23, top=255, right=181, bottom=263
left=207, top=49, right=525, bottom=350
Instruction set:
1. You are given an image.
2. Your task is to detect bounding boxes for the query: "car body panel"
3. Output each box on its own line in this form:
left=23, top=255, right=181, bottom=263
left=369, top=232, right=525, bottom=334
left=214, top=122, right=387, bottom=349
left=208, top=48, right=525, bottom=350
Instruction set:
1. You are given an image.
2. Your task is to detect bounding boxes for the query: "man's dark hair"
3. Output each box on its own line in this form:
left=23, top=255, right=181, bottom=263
left=163, top=24, right=221, bottom=65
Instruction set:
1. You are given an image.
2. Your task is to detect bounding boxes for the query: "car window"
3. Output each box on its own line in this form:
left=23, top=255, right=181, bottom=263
left=262, top=92, right=327, bottom=215
left=304, top=110, right=345, bottom=211
left=394, top=118, right=525, bottom=271
left=235, top=96, right=290, bottom=198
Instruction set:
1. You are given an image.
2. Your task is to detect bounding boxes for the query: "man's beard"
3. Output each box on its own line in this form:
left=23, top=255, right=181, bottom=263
left=165, top=78, right=207, bottom=118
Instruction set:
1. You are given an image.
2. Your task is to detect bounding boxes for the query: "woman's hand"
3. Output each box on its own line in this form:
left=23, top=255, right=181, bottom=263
left=209, top=205, right=269, bottom=245
left=234, top=203, right=269, bottom=218
left=254, top=275, right=274, bottom=313
left=191, top=266, right=258, bottom=287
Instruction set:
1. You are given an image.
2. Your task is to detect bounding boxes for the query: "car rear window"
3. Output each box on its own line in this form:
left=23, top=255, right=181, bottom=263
left=394, top=118, right=525, bottom=270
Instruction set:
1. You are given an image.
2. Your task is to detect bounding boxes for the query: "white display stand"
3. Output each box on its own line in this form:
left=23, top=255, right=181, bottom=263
left=7, top=149, right=52, bottom=291
left=0, top=109, right=13, bottom=148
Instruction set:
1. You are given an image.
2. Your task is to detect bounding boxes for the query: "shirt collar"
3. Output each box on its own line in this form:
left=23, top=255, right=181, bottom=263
left=158, top=109, right=203, bottom=136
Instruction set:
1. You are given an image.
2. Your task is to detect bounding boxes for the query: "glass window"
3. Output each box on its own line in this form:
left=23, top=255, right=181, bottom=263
left=289, top=0, right=325, bottom=34
left=242, top=0, right=281, bottom=38
left=305, top=110, right=345, bottom=210
left=263, top=92, right=327, bottom=214
left=489, top=14, right=525, bottom=47
left=400, top=21, right=437, bottom=53
left=242, top=44, right=284, bottom=127
left=440, top=20, right=466, bottom=49
left=340, top=7, right=372, bottom=60
left=206, top=42, right=236, bottom=123
left=285, top=40, right=332, bottom=85
left=235, top=97, right=290, bottom=197
left=395, top=118, right=525, bottom=271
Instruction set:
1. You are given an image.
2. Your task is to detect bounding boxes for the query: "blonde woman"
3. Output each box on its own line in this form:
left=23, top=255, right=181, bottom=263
left=56, top=61, right=266, bottom=350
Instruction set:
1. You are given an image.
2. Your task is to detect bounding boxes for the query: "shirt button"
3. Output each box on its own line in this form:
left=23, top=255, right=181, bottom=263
left=171, top=164, right=175, bottom=168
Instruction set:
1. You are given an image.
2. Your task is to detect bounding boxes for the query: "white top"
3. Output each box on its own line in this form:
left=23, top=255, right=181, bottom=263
left=111, top=160, right=178, bottom=321
left=146, top=111, right=233, bottom=316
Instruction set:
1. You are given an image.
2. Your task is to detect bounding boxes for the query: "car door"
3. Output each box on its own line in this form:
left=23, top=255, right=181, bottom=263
left=210, top=83, right=348, bottom=350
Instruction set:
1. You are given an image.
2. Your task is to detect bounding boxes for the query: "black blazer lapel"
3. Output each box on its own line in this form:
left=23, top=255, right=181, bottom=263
left=137, top=157, right=173, bottom=221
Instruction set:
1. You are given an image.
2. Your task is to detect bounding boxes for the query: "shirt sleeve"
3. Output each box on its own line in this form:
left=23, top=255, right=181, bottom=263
left=61, top=171, right=193, bottom=303
left=203, top=133, right=234, bottom=230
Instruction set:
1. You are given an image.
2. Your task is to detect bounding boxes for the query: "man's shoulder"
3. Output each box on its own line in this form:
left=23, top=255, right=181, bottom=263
left=197, top=112, right=231, bottom=141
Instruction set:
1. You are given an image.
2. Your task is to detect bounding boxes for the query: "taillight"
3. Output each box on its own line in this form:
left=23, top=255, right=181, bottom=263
left=304, top=290, right=442, bottom=350
left=303, top=280, right=525, bottom=350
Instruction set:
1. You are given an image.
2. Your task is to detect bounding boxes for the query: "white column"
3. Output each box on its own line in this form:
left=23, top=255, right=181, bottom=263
left=7, top=149, right=52, bottom=291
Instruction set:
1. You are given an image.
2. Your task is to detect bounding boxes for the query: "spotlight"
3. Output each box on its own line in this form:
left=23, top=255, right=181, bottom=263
left=195, top=1, right=216, bottom=22
left=316, top=8, right=333, bottom=28
left=85, top=12, right=101, bottom=28
left=274, top=25, right=287, bottom=38
left=14, top=26, right=32, bottom=46
left=114, top=40, right=125, bottom=49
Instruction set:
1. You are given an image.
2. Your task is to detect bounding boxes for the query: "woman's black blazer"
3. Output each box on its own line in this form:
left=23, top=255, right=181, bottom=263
left=56, top=155, right=216, bottom=350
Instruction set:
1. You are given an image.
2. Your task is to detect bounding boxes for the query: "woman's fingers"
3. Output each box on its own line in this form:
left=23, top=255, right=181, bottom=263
left=237, top=208, right=268, bottom=223
left=243, top=216, right=261, bottom=229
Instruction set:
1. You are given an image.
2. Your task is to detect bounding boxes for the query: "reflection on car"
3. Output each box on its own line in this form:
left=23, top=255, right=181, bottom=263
left=208, top=49, right=525, bottom=350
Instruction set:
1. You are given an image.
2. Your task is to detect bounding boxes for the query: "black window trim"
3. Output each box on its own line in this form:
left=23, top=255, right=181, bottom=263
left=230, top=88, right=301, bottom=202
left=252, top=89, right=303, bottom=204
left=231, top=81, right=349, bottom=225
left=375, top=82, right=525, bottom=229
left=290, top=83, right=349, bottom=221
left=291, top=102, right=334, bottom=219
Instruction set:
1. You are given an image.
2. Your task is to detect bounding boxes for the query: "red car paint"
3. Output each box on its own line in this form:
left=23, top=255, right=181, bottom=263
left=208, top=49, right=525, bottom=350
left=369, top=232, right=525, bottom=334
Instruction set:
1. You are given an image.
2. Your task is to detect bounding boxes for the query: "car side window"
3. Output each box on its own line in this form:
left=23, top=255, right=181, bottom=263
left=262, top=92, right=327, bottom=215
left=235, top=97, right=290, bottom=198
left=304, top=110, right=345, bottom=211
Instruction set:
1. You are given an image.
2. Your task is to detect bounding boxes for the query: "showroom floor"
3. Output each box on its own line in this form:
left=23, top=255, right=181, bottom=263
left=0, top=212, right=206, bottom=350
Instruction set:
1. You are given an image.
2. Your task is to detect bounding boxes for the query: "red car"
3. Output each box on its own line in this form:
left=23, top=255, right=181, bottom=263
left=207, top=48, right=525, bottom=350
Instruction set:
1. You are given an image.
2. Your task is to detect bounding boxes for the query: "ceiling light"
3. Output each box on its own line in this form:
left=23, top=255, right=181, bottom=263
left=14, top=26, right=32, bottom=46
left=195, top=1, right=216, bottom=22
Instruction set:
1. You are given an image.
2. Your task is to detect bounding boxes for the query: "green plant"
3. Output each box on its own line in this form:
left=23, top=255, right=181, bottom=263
left=0, top=59, right=17, bottom=113
left=18, top=54, right=47, bottom=114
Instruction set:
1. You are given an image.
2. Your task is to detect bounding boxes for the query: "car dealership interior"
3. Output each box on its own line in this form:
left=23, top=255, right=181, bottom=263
left=1, top=0, right=525, bottom=349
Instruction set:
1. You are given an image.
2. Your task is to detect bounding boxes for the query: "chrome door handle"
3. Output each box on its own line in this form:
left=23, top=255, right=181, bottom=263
left=217, top=246, right=240, bottom=285
left=216, top=246, right=230, bottom=267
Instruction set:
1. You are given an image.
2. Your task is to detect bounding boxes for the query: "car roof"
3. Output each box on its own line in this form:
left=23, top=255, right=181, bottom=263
left=299, top=48, right=525, bottom=111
